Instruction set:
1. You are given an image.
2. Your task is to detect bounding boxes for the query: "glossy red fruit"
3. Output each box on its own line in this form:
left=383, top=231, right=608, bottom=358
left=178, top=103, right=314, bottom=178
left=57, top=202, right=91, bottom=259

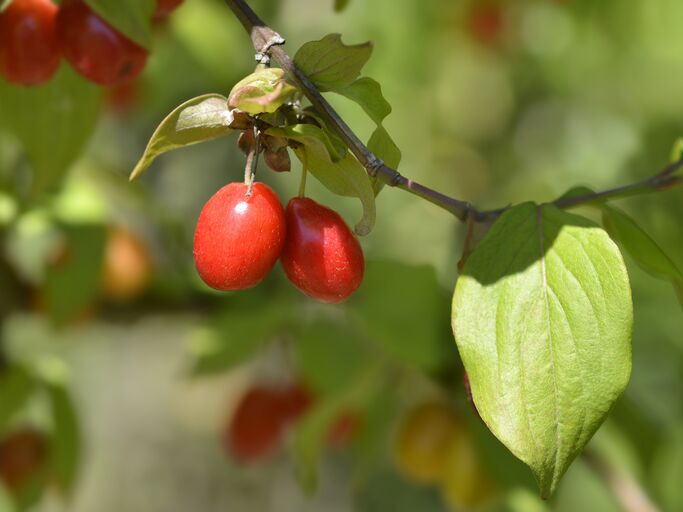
left=0, top=0, right=60, bottom=85
left=153, top=0, right=184, bottom=20
left=226, top=387, right=288, bottom=463
left=193, top=182, right=286, bottom=291
left=281, top=197, right=364, bottom=303
left=0, top=429, right=47, bottom=492
left=57, top=0, right=148, bottom=86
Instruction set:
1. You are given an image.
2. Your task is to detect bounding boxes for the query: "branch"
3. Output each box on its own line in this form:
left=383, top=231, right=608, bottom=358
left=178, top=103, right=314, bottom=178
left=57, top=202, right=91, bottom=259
left=583, top=450, right=660, bottom=512
left=222, top=0, right=683, bottom=224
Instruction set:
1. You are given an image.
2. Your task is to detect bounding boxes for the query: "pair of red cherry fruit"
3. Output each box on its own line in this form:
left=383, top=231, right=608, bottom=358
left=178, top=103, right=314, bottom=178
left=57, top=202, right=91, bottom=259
left=227, top=383, right=358, bottom=463
left=193, top=182, right=365, bottom=303
left=0, top=0, right=182, bottom=87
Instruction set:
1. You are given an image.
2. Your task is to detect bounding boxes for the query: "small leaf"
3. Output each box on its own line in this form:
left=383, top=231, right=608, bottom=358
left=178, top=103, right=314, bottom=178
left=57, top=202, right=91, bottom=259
left=453, top=203, right=632, bottom=497
left=267, top=124, right=376, bottom=235
left=46, top=383, right=80, bottom=494
left=671, top=137, right=683, bottom=166
left=228, top=68, right=296, bottom=115
left=602, top=205, right=683, bottom=281
left=0, top=366, right=34, bottom=431
left=84, top=0, right=155, bottom=48
left=558, top=186, right=595, bottom=202
left=294, top=34, right=372, bottom=91
left=0, top=65, right=102, bottom=195
left=130, top=94, right=237, bottom=181
left=336, top=77, right=402, bottom=192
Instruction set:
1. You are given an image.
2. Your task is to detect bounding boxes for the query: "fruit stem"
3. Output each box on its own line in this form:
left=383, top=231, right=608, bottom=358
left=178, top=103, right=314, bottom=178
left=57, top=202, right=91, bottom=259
left=298, top=153, right=308, bottom=197
left=244, top=126, right=262, bottom=197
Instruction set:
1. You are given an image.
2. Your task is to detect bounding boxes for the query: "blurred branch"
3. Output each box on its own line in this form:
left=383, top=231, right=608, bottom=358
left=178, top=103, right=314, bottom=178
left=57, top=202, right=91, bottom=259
left=583, top=450, right=660, bottom=512
left=222, top=0, right=683, bottom=225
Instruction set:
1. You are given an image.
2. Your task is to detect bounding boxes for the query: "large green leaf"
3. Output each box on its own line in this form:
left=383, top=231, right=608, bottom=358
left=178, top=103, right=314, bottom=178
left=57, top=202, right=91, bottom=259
left=267, top=124, right=376, bottom=235
left=294, top=34, right=372, bottom=91
left=130, top=94, right=238, bottom=181
left=452, top=203, right=632, bottom=497
left=0, top=65, right=102, bottom=195
left=84, top=0, right=155, bottom=48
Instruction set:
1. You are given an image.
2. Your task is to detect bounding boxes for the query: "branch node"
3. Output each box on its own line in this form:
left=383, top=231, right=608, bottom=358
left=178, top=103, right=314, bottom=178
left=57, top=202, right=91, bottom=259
left=255, top=33, right=286, bottom=65
left=366, top=155, right=385, bottom=178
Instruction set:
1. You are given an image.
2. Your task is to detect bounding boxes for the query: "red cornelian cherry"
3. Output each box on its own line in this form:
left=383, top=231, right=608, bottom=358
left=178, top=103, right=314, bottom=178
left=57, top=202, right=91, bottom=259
left=226, top=387, right=289, bottom=463
left=153, top=0, right=184, bottom=20
left=0, top=0, right=60, bottom=86
left=281, top=197, right=364, bottom=303
left=57, top=0, right=148, bottom=86
left=193, top=182, right=286, bottom=291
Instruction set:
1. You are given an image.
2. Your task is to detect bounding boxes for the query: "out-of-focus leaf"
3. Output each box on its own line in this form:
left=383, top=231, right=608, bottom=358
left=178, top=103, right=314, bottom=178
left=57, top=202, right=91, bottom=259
left=453, top=203, right=632, bottom=498
left=45, top=383, right=80, bottom=494
left=294, top=320, right=368, bottom=396
left=351, top=386, right=397, bottom=479
left=44, top=224, right=106, bottom=328
left=670, top=138, right=683, bottom=168
left=228, top=68, right=296, bottom=115
left=602, top=205, right=683, bottom=281
left=558, top=186, right=595, bottom=202
left=0, top=65, right=102, bottom=195
left=651, top=427, right=683, bottom=511
left=294, top=34, right=372, bottom=91
left=293, top=363, right=380, bottom=492
left=267, top=124, right=375, bottom=235
left=84, top=0, right=155, bottom=48
left=130, top=94, right=238, bottom=181
left=354, top=469, right=448, bottom=512
left=190, top=299, right=289, bottom=376
left=352, top=261, right=448, bottom=370
left=0, top=366, right=34, bottom=430
left=602, top=205, right=683, bottom=310
left=334, top=0, right=351, bottom=12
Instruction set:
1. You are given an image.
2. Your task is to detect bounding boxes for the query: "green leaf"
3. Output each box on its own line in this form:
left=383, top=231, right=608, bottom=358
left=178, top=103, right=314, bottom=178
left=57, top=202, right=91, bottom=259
left=558, top=186, right=595, bottom=202
left=352, top=261, right=448, bottom=370
left=84, top=0, right=155, bottom=48
left=190, top=299, right=289, bottom=375
left=228, top=68, right=297, bottom=115
left=294, top=320, right=368, bottom=396
left=675, top=280, right=683, bottom=309
left=294, top=34, right=372, bottom=91
left=452, top=203, right=633, bottom=498
left=267, top=124, right=376, bottom=235
left=0, top=366, right=34, bottom=431
left=44, top=224, right=106, bottom=328
left=335, top=77, right=402, bottom=192
left=652, top=427, right=683, bottom=511
left=130, top=94, right=237, bottom=181
left=602, top=205, right=683, bottom=281
left=671, top=137, right=683, bottom=166
left=0, top=65, right=102, bottom=195
left=46, top=383, right=80, bottom=494
left=355, top=469, right=448, bottom=512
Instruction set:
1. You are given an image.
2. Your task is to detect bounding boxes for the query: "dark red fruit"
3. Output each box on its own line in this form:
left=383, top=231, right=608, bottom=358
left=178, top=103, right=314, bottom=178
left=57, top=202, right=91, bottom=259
left=281, top=197, right=364, bottom=303
left=193, top=182, right=286, bottom=291
left=466, top=3, right=504, bottom=46
left=0, top=0, right=60, bottom=85
left=281, top=382, right=313, bottom=421
left=0, top=429, right=47, bottom=492
left=153, top=0, right=184, bottom=20
left=57, top=0, right=148, bottom=86
left=226, top=387, right=288, bottom=463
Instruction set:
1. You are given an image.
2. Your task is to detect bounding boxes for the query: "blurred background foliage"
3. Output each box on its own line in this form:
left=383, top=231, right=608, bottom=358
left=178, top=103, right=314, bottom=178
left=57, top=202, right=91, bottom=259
left=1, top=0, right=682, bottom=511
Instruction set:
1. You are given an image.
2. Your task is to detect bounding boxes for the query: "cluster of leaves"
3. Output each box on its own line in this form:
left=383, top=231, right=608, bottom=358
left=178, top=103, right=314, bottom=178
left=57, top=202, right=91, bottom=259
left=130, top=33, right=401, bottom=236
